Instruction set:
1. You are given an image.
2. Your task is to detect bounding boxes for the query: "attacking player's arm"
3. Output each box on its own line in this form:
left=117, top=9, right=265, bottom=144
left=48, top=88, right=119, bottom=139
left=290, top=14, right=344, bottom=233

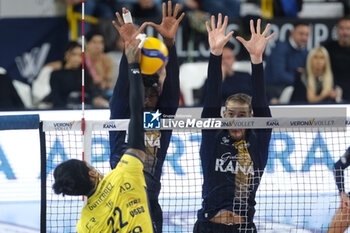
left=334, top=147, right=350, bottom=209
left=109, top=9, right=148, bottom=168
left=148, top=0, right=184, bottom=116
left=201, top=14, right=233, bottom=118
left=125, top=46, right=146, bottom=162
left=112, top=8, right=148, bottom=161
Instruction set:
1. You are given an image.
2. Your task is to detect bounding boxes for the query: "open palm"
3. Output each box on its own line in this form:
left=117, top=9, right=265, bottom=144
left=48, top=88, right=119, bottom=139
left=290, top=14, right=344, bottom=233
left=112, top=8, right=147, bottom=48
left=206, top=14, right=234, bottom=56
left=236, top=19, right=275, bottom=64
left=148, top=1, right=185, bottom=40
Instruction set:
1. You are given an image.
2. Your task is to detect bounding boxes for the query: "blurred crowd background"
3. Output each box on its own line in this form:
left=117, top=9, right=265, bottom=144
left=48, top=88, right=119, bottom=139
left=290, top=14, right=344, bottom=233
left=0, top=0, right=349, bottom=110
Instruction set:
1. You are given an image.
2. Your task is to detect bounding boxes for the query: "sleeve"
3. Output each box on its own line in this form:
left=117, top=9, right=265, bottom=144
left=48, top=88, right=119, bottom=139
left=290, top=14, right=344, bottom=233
left=110, top=52, right=130, bottom=119
left=116, top=153, right=144, bottom=176
left=334, top=147, right=350, bottom=193
left=251, top=63, right=272, bottom=169
left=201, top=53, right=222, bottom=118
left=251, top=63, right=271, bottom=117
left=127, top=63, right=145, bottom=152
left=109, top=52, right=130, bottom=169
left=158, top=45, right=180, bottom=117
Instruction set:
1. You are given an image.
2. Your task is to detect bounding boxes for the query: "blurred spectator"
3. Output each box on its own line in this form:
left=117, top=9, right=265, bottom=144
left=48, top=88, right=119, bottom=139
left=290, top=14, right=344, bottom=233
left=199, top=0, right=241, bottom=18
left=290, top=46, right=338, bottom=104
left=265, top=21, right=310, bottom=104
left=199, top=46, right=252, bottom=105
left=164, top=0, right=199, bottom=11
left=85, top=30, right=114, bottom=99
left=0, top=71, right=24, bottom=110
left=130, top=0, right=162, bottom=23
left=32, top=42, right=84, bottom=108
left=49, top=41, right=96, bottom=108
left=107, top=36, right=124, bottom=89
left=323, top=16, right=350, bottom=103
left=273, top=0, right=303, bottom=18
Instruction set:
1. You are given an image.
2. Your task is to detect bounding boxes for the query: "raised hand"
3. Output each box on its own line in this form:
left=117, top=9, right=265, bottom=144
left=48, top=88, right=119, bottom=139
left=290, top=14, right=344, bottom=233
left=206, top=14, right=234, bottom=56
left=236, top=19, right=275, bottom=64
left=112, top=8, right=147, bottom=49
left=148, top=0, right=185, bottom=46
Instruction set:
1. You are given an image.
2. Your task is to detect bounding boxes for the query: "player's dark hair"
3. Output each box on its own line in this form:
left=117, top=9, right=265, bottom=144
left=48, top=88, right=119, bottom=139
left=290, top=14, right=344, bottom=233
left=225, top=93, right=252, bottom=114
left=53, top=159, right=94, bottom=196
left=65, top=41, right=81, bottom=53
left=62, top=41, right=81, bottom=65
left=85, top=30, right=104, bottom=42
left=142, top=73, right=160, bottom=95
left=293, top=21, right=309, bottom=29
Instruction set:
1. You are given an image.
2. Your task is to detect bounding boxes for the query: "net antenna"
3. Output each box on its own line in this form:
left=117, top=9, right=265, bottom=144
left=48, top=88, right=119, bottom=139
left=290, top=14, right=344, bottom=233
left=81, top=0, right=91, bottom=203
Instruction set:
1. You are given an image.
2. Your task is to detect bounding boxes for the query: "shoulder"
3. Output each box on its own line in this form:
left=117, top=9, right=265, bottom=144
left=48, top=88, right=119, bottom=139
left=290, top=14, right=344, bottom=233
left=114, top=153, right=144, bottom=174
left=270, top=41, right=291, bottom=55
left=322, top=40, right=338, bottom=49
left=45, top=60, right=63, bottom=70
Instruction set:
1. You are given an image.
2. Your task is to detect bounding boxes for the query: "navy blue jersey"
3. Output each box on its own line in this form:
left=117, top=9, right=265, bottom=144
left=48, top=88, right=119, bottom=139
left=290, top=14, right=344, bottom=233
left=198, top=54, right=272, bottom=222
left=333, top=147, right=350, bottom=193
left=109, top=46, right=180, bottom=200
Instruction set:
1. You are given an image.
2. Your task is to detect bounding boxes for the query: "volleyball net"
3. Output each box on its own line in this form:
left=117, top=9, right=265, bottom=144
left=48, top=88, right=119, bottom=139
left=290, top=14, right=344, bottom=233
left=40, top=116, right=350, bottom=233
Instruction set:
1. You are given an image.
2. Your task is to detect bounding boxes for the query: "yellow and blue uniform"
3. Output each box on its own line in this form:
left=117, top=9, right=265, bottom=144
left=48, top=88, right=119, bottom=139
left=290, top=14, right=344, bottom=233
left=77, top=152, right=154, bottom=233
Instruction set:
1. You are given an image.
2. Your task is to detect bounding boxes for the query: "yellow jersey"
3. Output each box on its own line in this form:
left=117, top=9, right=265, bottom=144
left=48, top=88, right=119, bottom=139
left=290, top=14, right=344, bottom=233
left=77, top=152, right=154, bottom=233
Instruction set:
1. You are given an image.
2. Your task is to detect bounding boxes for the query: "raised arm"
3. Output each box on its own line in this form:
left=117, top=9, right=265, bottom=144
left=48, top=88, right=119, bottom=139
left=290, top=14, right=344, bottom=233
left=148, top=1, right=184, bottom=116
left=112, top=8, right=149, bottom=161
left=110, top=9, right=148, bottom=119
left=236, top=19, right=274, bottom=117
left=334, top=147, right=350, bottom=210
left=201, top=14, right=234, bottom=118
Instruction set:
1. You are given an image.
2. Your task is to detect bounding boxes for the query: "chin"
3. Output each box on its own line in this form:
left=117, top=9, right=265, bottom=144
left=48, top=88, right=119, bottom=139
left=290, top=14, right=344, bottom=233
left=229, top=129, right=244, bottom=141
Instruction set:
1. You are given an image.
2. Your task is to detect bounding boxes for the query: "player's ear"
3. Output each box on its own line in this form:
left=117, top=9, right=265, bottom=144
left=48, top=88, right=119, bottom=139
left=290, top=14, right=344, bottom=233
left=223, top=109, right=227, bottom=118
left=88, top=170, right=98, bottom=179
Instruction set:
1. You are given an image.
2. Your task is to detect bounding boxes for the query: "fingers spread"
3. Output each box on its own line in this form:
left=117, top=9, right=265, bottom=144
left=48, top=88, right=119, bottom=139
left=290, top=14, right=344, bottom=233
left=217, top=13, right=222, bottom=29
left=262, top=23, right=271, bottom=36
left=167, top=0, right=172, bottom=17
left=222, top=15, right=228, bottom=30
left=205, top=20, right=211, bottom=33
left=112, top=20, right=120, bottom=31
left=250, top=19, right=256, bottom=35
left=138, top=22, right=148, bottom=33
left=266, top=32, right=275, bottom=41
left=177, top=12, right=185, bottom=23
left=256, top=18, right=261, bottom=35
left=235, top=36, right=246, bottom=45
left=116, top=12, right=124, bottom=25
left=173, top=3, right=180, bottom=17
left=162, top=2, right=166, bottom=18
left=211, top=15, right=216, bottom=30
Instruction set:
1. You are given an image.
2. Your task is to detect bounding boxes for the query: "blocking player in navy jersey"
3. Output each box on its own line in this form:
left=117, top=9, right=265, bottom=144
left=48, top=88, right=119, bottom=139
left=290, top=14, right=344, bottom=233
left=328, top=147, right=350, bottom=233
left=193, top=16, right=274, bottom=233
left=109, top=2, right=184, bottom=232
left=52, top=21, right=154, bottom=233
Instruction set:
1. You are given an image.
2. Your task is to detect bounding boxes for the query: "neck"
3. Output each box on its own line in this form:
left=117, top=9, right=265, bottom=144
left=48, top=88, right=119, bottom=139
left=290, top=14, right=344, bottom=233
left=339, top=40, right=350, bottom=47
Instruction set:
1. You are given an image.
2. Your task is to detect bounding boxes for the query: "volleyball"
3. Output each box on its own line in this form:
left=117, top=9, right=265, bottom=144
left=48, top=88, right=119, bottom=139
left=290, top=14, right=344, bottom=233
left=140, top=37, right=169, bottom=75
